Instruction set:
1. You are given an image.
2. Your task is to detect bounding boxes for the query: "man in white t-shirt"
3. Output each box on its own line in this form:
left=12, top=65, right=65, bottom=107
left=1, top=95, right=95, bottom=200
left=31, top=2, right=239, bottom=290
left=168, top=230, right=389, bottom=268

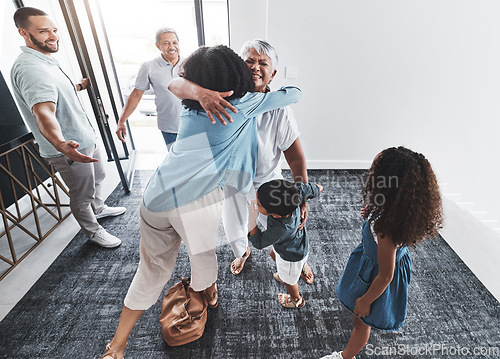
left=116, top=28, right=183, bottom=149
left=223, top=40, right=311, bottom=280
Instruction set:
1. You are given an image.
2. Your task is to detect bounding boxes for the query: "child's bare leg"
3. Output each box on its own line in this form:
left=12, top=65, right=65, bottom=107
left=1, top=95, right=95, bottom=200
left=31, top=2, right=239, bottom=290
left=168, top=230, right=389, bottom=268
left=342, top=316, right=371, bottom=359
left=285, top=282, right=301, bottom=302
left=270, top=248, right=276, bottom=262
left=102, top=306, right=144, bottom=358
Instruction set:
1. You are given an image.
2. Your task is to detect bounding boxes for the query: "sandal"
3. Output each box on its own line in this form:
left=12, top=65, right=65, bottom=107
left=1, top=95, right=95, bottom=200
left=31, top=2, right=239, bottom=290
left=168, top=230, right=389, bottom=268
left=100, top=342, right=127, bottom=359
left=278, top=293, right=305, bottom=308
left=301, top=262, right=314, bottom=284
left=230, top=247, right=250, bottom=275
left=273, top=272, right=285, bottom=284
left=204, top=283, right=219, bottom=309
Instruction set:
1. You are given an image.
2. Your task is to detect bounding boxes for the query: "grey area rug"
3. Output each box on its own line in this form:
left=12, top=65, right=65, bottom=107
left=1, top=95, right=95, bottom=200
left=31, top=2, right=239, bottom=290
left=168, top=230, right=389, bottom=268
left=0, top=170, right=499, bottom=359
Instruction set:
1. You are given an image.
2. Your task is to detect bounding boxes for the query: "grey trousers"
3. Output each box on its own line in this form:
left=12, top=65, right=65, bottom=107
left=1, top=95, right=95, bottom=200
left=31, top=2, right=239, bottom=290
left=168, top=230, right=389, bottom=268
left=47, top=144, right=106, bottom=237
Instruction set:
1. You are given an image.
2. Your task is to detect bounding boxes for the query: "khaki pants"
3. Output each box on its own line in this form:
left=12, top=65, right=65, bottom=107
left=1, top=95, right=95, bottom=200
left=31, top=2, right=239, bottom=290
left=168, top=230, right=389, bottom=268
left=47, top=144, right=106, bottom=237
left=124, top=189, right=224, bottom=311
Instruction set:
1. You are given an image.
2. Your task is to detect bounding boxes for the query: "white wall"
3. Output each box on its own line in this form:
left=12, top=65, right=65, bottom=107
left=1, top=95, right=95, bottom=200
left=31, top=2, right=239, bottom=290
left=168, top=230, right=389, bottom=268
left=229, top=0, right=500, bottom=225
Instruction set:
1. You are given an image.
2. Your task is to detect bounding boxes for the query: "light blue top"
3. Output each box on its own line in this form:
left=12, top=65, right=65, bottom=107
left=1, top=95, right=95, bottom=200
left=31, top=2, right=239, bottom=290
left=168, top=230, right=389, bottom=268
left=10, top=46, right=96, bottom=158
left=134, top=56, right=183, bottom=133
left=143, top=86, right=301, bottom=212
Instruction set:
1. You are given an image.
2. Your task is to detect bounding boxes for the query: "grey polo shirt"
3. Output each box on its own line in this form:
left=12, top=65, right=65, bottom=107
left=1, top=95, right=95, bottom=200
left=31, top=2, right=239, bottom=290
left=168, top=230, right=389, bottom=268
left=10, top=46, right=96, bottom=158
left=134, top=55, right=183, bottom=133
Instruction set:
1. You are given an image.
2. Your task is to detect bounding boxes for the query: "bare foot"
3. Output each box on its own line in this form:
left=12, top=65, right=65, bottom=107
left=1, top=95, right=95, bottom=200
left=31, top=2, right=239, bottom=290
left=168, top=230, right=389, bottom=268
left=230, top=246, right=250, bottom=275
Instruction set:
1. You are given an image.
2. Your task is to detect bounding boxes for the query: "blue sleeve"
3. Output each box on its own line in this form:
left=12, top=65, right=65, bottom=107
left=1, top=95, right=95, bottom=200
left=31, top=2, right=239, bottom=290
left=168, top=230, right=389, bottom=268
left=237, top=86, right=301, bottom=118
left=296, top=182, right=321, bottom=201
left=248, top=219, right=285, bottom=249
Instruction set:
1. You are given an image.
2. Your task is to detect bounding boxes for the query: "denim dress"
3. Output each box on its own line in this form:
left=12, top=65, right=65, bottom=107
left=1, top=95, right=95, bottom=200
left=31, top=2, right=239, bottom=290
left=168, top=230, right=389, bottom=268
left=336, top=220, right=412, bottom=331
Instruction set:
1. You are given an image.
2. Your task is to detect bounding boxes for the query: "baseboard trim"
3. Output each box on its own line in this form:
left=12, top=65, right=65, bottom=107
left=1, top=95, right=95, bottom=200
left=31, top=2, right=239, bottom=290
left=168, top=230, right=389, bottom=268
left=282, top=160, right=371, bottom=170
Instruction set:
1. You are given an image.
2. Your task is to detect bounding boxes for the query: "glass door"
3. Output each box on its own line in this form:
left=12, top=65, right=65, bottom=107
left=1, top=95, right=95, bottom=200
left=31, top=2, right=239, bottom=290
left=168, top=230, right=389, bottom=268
left=6, top=0, right=231, bottom=192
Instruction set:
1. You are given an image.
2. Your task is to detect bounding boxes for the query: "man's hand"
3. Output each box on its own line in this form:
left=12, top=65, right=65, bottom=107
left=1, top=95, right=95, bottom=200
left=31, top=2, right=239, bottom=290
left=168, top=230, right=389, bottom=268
left=32, top=101, right=97, bottom=163
left=116, top=123, right=127, bottom=143
left=198, top=89, right=238, bottom=125
left=80, top=77, right=90, bottom=90
left=58, top=140, right=98, bottom=163
left=298, top=201, right=308, bottom=231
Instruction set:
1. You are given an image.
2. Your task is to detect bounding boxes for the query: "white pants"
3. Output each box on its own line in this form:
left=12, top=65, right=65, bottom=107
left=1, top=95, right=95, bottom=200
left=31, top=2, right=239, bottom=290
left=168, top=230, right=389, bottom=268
left=124, top=189, right=224, bottom=311
left=222, top=187, right=257, bottom=258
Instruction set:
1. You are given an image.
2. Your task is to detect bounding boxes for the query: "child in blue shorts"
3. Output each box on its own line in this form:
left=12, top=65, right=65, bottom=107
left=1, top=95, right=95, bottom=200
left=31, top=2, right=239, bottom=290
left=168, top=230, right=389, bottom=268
left=248, top=179, right=323, bottom=308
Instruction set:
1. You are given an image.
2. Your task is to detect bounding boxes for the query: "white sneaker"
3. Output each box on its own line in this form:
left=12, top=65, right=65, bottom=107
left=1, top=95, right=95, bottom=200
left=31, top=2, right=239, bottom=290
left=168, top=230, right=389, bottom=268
left=95, top=206, right=126, bottom=219
left=90, top=227, right=121, bottom=248
left=320, top=352, right=350, bottom=359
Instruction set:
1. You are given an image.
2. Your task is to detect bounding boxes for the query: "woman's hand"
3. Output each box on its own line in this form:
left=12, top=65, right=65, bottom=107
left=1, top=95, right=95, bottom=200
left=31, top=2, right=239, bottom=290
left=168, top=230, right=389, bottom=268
left=248, top=199, right=260, bottom=236
left=298, top=202, right=308, bottom=231
left=198, top=89, right=238, bottom=125
left=354, top=297, right=371, bottom=318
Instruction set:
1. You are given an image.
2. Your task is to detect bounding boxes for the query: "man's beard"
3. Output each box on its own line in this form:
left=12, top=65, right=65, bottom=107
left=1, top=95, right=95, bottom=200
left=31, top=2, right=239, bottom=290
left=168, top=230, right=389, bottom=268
left=29, top=33, right=58, bottom=53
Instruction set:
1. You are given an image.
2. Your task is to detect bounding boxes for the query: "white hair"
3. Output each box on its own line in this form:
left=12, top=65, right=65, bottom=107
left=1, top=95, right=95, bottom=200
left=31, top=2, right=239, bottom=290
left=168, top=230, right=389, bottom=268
left=239, top=39, right=278, bottom=71
left=155, top=27, right=178, bottom=44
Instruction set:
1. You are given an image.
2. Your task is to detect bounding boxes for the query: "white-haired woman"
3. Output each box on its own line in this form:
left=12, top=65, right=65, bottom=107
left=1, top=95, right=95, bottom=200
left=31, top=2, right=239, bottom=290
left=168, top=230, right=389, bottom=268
left=169, top=40, right=313, bottom=283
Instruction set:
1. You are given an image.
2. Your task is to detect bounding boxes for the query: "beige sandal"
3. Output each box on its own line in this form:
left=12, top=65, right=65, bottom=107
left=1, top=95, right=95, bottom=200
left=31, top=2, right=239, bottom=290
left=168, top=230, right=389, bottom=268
left=100, top=342, right=127, bottom=359
left=301, top=262, right=314, bottom=284
left=230, top=247, right=250, bottom=275
left=278, top=293, right=305, bottom=308
left=204, top=283, right=219, bottom=309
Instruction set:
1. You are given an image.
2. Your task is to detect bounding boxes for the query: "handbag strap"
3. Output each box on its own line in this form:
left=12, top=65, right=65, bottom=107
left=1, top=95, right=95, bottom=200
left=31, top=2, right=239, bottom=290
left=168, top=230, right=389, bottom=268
left=184, top=300, right=203, bottom=321
left=179, top=277, right=206, bottom=321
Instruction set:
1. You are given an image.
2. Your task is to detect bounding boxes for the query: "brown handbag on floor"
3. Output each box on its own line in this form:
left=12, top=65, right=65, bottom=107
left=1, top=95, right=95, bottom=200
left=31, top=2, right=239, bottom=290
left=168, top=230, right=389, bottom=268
left=160, top=277, right=208, bottom=346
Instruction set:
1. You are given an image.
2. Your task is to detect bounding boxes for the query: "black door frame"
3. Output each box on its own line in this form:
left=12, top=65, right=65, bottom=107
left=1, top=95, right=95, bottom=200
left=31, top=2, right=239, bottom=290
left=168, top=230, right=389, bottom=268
left=58, top=0, right=131, bottom=193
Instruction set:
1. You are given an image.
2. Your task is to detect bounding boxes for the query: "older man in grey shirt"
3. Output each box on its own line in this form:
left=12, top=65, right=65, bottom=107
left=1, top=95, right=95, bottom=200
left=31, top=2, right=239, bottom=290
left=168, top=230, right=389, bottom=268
left=11, top=7, right=125, bottom=248
left=116, top=28, right=183, bottom=149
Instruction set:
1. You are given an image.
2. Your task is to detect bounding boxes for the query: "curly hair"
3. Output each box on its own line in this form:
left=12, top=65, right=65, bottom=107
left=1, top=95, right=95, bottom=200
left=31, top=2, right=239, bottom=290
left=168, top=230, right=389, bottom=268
left=179, top=45, right=254, bottom=111
left=363, top=146, right=443, bottom=247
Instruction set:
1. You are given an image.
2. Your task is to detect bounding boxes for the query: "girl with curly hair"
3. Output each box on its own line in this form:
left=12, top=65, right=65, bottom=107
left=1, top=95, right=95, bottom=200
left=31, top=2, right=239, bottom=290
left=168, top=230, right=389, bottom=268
left=321, top=146, right=443, bottom=359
